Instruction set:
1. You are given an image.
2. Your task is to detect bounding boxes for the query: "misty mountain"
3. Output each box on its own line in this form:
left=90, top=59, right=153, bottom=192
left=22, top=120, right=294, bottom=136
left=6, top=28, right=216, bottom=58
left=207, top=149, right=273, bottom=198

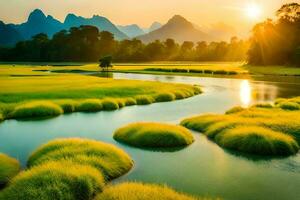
left=64, top=14, right=128, bottom=40
left=0, top=9, right=128, bottom=46
left=148, top=22, right=162, bottom=32
left=0, top=21, right=23, bottom=46
left=137, top=15, right=211, bottom=43
left=117, top=24, right=144, bottom=38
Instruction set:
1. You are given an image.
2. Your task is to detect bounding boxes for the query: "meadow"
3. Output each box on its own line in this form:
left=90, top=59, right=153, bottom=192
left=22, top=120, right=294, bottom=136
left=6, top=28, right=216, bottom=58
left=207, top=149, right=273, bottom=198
left=0, top=64, right=201, bottom=120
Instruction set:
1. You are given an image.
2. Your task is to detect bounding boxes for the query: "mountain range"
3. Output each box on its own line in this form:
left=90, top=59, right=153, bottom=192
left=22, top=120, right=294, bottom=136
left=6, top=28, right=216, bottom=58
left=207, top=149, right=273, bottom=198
left=0, top=9, right=239, bottom=47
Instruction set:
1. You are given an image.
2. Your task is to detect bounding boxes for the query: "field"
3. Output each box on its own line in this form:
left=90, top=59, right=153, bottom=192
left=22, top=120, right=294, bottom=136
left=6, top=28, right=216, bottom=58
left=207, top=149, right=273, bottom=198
left=0, top=64, right=201, bottom=120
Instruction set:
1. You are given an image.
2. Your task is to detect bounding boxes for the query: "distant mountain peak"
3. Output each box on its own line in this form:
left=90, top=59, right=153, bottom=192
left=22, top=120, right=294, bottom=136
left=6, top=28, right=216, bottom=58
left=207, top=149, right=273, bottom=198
left=149, top=22, right=162, bottom=32
left=28, top=9, right=46, bottom=21
left=167, top=15, right=192, bottom=27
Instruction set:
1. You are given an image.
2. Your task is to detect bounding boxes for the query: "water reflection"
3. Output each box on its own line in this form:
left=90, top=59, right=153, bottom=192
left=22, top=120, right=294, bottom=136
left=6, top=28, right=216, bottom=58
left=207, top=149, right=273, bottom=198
left=240, top=80, right=252, bottom=107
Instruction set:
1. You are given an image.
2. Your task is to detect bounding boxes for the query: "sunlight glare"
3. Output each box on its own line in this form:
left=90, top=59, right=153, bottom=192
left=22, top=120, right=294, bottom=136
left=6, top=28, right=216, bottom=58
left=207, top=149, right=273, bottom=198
left=240, top=80, right=252, bottom=107
left=245, top=3, right=262, bottom=19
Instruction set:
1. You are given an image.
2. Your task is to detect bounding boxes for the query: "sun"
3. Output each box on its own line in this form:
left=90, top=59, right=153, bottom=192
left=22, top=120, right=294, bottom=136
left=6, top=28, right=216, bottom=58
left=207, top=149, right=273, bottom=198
left=245, top=3, right=262, bottom=19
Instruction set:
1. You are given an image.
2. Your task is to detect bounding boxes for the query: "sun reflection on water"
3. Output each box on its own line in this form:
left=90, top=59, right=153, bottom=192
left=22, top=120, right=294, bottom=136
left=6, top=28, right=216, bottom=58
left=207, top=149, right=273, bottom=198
left=240, top=80, right=252, bottom=107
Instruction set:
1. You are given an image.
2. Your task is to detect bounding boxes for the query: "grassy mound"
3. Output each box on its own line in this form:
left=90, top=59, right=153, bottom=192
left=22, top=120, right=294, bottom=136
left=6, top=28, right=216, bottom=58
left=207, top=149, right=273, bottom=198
left=225, top=106, right=245, bottom=114
left=95, top=182, right=202, bottom=200
left=181, top=104, right=300, bottom=156
left=101, top=99, right=119, bottom=110
left=76, top=99, right=103, bottom=112
left=0, top=161, right=104, bottom=200
left=154, top=93, right=176, bottom=102
left=11, top=101, right=63, bottom=119
left=27, top=138, right=133, bottom=180
left=252, top=103, right=273, bottom=108
left=114, top=122, right=194, bottom=148
left=56, top=100, right=76, bottom=113
left=135, top=96, right=154, bottom=105
left=0, top=154, right=20, bottom=185
left=278, top=102, right=300, bottom=111
left=123, top=98, right=137, bottom=106
left=215, top=126, right=299, bottom=155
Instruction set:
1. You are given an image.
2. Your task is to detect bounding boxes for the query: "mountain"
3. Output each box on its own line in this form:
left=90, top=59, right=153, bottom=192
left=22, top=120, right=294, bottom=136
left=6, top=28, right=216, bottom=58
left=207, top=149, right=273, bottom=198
left=148, top=22, right=162, bottom=32
left=137, top=15, right=211, bottom=43
left=11, top=9, right=64, bottom=40
left=0, top=21, right=23, bottom=46
left=117, top=24, right=144, bottom=38
left=64, top=14, right=128, bottom=40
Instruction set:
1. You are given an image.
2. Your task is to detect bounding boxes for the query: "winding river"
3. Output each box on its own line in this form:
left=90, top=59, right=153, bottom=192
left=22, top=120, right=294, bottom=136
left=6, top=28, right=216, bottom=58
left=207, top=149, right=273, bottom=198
left=0, top=73, right=300, bottom=200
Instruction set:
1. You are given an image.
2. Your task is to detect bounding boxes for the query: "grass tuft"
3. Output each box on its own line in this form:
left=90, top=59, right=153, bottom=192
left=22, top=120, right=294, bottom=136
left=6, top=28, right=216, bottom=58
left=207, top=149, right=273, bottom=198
left=56, top=100, right=77, bottom=113
left=0, top=161, right=105, bottom=200
left=225, top=106, right=245, bottom=114
left=123, top=98, right=137, bottom=106
left=11, top=101, right=63, bottom=119
left=27, top=138, right=133, bottom=180
left=278, top=102, right=300, bottom=111
left=0, top=153, right=21, bottom=186
left=76, top=99, right=103, bottom=112
left=252, top=103, right=273, bottom=108
left=114, top=122, right=194, bottom=148
left=135, top=96, right=155, bottom=105
left=95, top=182, right=205, bottom=200
left=101, top=99, right=119, bottom=111
left=154, top=93, right=176, bottom=102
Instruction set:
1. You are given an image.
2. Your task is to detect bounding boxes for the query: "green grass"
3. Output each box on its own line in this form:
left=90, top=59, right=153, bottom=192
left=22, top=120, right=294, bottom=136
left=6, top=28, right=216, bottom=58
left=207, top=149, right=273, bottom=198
left=181, top=101, right=300, bottom=156
left=76, top=99, right=103, bottom=112
left=0, top=154, right=20, bottom=186
left=101, top=99, right=119, bottom=110
left=27, top=138, right=133, bottom=181
left=215, top=126, right=299, bottom=155
left=0, top=161, right=105, bottom=200
left=10, top=101, right=63, bottom=119
left=278, top=102, right=300, bottom=111
left=95, top=182, right=207, bottom=200
left=0, top=65, right=201, bottom=120
left=114, top=122, right=194, bottom=148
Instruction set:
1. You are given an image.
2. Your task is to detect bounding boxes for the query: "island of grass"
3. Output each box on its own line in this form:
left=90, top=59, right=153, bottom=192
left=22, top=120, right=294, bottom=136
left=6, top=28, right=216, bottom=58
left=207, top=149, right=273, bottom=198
left=0, top=65, right=201, bottom=121
left=114, top=122, right=194, bottom=148
left=27, top=138, right=133, bottom=180
left=95, top=182, right=205, bottom=200
left=0, top=153, right=20, bottom=186
left=0, top=161, right=105, bottom=200
left=181, top=98, right=300, bottom=156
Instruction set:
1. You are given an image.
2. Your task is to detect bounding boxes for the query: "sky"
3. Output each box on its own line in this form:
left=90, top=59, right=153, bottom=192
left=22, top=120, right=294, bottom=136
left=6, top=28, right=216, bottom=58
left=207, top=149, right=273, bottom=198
left=0, top=0, right=298, bottom=33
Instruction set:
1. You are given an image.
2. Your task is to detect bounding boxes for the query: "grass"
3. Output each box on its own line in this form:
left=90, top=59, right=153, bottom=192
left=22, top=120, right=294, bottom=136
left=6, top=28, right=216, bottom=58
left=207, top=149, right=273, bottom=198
left=154, top=92, right=176, bottom=102
left=0, top=154, right=20, bottom=186
left=181, top=100, right=300, bottom=156
left=114, top=122, right=194, bottom=148
left=0, top=65, right=201, bottom=120
left=278, top=102, right=300, bottom=111
left=95, top=182, right=206, bottom=200
left=27, top=138, right=133, bottom=181
left=0, top=161, right=105, bottom=200
left=76, top=99, right=103, bottom=112
left=10, top=101, right=63, bottom=119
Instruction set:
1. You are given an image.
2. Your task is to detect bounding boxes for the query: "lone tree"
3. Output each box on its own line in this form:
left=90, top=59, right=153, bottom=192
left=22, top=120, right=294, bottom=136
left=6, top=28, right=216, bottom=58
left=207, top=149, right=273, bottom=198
left=99, top=56, right=113, bottom=71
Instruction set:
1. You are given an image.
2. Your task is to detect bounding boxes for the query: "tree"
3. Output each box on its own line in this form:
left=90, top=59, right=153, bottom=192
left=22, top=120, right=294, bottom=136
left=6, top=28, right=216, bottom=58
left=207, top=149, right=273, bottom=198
left=99, top=56, right=113, bottom=71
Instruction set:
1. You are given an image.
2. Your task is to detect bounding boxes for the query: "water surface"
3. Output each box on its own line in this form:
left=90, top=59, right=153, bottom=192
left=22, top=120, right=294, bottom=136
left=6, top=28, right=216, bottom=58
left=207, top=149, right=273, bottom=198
left=0, top=73, right=300, bottom=200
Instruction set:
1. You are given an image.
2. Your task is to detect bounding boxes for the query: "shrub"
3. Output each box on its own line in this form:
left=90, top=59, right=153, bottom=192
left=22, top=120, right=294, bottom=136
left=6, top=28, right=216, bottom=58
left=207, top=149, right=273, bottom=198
left=228, top=71, right=238, bottom=75
left=215, top=126, right=299, bottom=155
left=11, top=101, right=63, bottom=119
left=57, top=100, right=76, bottom=113
left=123, top=98, right=137, bottom=106
left=172, top=68, right=188, bottom=73
left=0, top=161, right=105, bottom=200
left=95, top=182, right=200, bottom=200
left=135, top=96, right=154, bottom=105
left=27, top=138, right=133, bottom=180
left=213, top=70, right=227, bottom=75
left=252, top=103, right=273, bottom=108
left=154, top=93, right=176, bottom=102
left=204, top=69, right=213, bottom=74
left=114, top=122, right=194, bottom=148
left=76, top=99, right=103, bottom=112
left=101, top=99, right=119, bottom=111
left=278, top=102, right=300, bottom=111
left=225, top=106, right=245, bottom=114
left=0, top=153, right=20, bottom=185
left=189, top=69, right=203, bottom=73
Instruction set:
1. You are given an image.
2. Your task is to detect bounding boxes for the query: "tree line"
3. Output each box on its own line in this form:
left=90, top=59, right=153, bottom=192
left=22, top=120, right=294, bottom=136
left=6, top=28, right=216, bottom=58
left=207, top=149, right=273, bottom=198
left=0, top=25, right=249, bottom=62
left=248, top=3, right=300, bottom=66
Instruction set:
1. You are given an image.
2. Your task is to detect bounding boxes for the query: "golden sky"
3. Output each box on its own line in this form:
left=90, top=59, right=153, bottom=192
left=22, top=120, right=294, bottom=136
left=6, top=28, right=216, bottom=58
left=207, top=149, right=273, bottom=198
left=0, top=0, right=298, bottom=30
